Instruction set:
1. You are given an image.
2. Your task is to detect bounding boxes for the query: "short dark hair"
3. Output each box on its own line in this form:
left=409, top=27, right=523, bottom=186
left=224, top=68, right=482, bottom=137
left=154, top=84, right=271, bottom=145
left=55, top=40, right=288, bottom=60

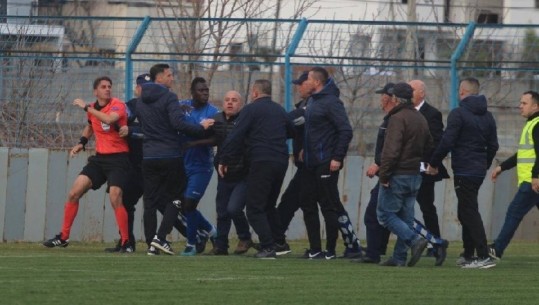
left=253, top=79, right=272, bottom=95
left=310, top=67, right=329, bottom=84
left=460, top=77, right=480, bottom=94
left=524, top=90, right=539, bottom=105
left=191, top=77, right=207, bottom=92
left=93, top=76, right=112, bottom=89
left=149, top=64, right=170, bottom=81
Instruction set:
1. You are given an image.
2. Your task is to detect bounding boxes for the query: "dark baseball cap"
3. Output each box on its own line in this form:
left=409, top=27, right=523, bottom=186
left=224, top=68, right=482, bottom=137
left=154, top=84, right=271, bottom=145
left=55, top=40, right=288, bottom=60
left=136, top=73, right=151, bottom=85
left=388, top=82, right=414, bottom=100
left=292, top=71, right=309, bottom=85
left=375, top=82, right=395, bottom=95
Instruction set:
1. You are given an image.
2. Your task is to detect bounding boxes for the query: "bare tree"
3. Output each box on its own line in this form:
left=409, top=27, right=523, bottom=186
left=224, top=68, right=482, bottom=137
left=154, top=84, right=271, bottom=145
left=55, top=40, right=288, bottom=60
left=154, top=0, right=318, bottom=98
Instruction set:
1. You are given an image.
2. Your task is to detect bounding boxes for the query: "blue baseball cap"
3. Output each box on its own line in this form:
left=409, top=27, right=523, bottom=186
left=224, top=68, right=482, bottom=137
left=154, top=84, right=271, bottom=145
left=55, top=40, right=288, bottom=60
left=136, top=73, right=151, bottom=85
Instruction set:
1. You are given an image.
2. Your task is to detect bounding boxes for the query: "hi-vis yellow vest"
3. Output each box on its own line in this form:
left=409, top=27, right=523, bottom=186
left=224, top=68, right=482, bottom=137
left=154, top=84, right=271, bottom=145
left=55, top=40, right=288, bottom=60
left=517, top=116, right=539, bottom=185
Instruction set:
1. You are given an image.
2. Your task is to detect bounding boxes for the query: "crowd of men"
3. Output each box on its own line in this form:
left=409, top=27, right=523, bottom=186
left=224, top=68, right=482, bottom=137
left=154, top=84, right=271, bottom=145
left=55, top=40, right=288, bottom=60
left=42, top=63, right=539, bottom=269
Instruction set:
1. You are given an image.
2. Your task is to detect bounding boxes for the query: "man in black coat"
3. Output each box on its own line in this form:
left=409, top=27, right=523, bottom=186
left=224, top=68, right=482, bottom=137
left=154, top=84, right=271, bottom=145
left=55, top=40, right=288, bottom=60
left=428, top=77, right=499, bottom=269
left=219, top=79, right=293, bottom=259
left=409, top=80, right=450, bottom=266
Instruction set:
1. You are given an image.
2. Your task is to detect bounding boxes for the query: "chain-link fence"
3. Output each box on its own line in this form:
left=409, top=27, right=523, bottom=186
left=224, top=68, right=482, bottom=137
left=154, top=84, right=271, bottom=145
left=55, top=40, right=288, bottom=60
left=1, top=16, right=539, bottom=156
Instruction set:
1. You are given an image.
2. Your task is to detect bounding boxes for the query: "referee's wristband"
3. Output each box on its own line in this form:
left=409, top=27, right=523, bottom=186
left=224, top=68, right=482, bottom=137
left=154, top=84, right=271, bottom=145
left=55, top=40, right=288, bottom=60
left=83, top=104, right=90, bottom=112
left=79, top=136, right=88, bottom=151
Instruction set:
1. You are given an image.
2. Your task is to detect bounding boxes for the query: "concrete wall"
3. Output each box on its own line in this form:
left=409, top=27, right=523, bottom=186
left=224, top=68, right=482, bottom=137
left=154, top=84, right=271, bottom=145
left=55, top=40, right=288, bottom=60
left=1, top=147, right=538, bottom=243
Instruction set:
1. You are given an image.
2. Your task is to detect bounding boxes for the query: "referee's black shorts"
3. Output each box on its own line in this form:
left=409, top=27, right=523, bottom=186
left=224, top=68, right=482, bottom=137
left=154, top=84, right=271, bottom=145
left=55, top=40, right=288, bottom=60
left=80, top=153, right=130, bottom=191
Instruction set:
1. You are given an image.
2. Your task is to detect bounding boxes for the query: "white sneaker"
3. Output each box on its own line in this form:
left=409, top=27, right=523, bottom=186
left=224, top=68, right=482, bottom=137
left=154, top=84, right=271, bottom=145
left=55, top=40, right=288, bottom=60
left=461, top=257, right=496, bottom=269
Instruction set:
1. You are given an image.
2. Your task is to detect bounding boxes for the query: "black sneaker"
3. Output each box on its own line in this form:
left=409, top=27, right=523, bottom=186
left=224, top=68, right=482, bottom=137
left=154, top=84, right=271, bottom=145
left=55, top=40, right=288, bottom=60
left=209, top=247, right=229, bottom=256
left=254, top=248, right=276, bottom=259
left=119, top=241, right=135, bottom=254
left=104, top=240, right=122, bottom=253
left=305, top=250, right=324, bottom=259
left=324, top=250, right=337, bottom=260
left=351, top=256, right=380, bottom=264
left=341, top=247, right=363, bottom=259
left=147, top=246, right=160, bottom=256
left=275, top=242, right=292, bottom=256
left=379, top=257, right=405, bottom=267
left=408, top=237, right=428, bottom=267
left=43, top=234, right=69, bottom=248
left=488, top=244, right=501, bottom=260
left=434, top=239, right=449, bottom=266
left=150, top=237, right=174, bottom=255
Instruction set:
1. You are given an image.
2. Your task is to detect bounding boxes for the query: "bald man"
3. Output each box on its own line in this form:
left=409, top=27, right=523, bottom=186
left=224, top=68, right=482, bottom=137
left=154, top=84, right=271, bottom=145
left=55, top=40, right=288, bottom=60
left=409, top=79, right=450, bottom=266
left=211, top=90, right=253, bottom=255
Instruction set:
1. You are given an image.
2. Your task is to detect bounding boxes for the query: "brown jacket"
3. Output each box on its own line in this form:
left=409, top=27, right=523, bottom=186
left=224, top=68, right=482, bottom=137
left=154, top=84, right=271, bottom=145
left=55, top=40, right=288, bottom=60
left=379, top=103, right=433, bottom=184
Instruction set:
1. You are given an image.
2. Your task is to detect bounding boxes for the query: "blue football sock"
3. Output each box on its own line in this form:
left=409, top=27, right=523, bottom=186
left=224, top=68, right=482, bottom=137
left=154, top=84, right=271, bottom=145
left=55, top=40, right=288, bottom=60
left=413, top=218, right=444, bottom=245
left=337, top=212, right=361, bottom=250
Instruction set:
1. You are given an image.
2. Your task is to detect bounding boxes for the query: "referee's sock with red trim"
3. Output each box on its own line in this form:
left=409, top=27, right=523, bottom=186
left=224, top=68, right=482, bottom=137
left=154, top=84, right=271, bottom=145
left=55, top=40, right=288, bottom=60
left=60, top=201, right=79, bottom=240
left=114, top=205, right=129, bottom=245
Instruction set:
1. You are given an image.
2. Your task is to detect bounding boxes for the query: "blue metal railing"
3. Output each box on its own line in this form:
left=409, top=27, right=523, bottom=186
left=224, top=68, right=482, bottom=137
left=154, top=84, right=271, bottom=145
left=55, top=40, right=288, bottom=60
left=450, top=22, right=476, bottom=109
left=125, top=16, right=151, bottom=101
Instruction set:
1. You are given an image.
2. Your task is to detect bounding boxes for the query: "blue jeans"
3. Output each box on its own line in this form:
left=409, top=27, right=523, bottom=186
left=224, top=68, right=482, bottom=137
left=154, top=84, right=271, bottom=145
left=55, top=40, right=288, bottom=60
left=494, top=182, right=539, bottom=257
left=377, top=175, right=422, bottom=263
left=215, top=178, right=251, bottom=250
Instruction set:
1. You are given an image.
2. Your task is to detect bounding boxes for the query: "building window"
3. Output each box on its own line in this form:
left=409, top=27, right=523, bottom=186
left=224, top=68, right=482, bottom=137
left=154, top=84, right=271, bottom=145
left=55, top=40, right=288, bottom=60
left=477, top=11, right=499, bottom=24
left=536, top=0, right=539, bottom=8
left=401, top=0, right=408, bottom=4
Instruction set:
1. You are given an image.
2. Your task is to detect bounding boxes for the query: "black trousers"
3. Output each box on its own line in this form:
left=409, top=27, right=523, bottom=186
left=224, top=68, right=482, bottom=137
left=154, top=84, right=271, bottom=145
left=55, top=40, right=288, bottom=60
left=454, top=175, right=488, bottom=258
left=416, top=180, right=441, bottom=238
left=276, top=166, right=307, bottom=243
left=142, top=158, right=186, bottom=245
left=122, top=167, right=144, bottom=242
left=363, top=183, right=390, bottom=261
left=245, top=161, right=287, bottom=249
left=300, top=163, right=341, bottom=252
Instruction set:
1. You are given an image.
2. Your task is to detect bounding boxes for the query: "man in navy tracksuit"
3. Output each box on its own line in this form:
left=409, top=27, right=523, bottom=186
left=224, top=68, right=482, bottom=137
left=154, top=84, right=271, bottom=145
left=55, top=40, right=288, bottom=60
left=301, top=67, right=361, bottom=259
left=429, top=77, right=499, bottom=269
left=219, top=79, right=293, bottom=259
left=275, top=71, right=314, bottom=256
left=135, top=64, right=212, bottom=255
left=106, top=73, right=198, bottom=254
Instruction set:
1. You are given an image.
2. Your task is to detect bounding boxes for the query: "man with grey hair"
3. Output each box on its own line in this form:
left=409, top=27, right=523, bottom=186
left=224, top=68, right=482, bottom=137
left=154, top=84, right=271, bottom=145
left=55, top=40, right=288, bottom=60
left=219, top=80, right=293, bottom=259
left=409, top=79, right=450, bottom=266
left=377, top=82, right=433, bottom=267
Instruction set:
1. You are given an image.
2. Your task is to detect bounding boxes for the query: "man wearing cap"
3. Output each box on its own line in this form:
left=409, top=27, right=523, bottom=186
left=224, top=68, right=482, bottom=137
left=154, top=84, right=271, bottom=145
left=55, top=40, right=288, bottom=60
left=376, top=82, right=433, bottom=267
left=274, top=70, right=317, bottom=256
left=409, top=79, right=450, bottom=266
left=354, top=82, right=395, bottom=264
left=428, top=77, right=499, bottom=269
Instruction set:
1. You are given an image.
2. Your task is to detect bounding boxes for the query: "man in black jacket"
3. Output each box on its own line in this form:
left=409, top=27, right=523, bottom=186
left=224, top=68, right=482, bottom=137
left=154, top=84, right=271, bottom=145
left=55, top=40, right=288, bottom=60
left=377, top=82, right=432, bottom=267
left=219, top=79, right=293, bottom=259
left=107, top=73, right=200, bottom=254
left=409, top=79, right=450, bottom=265
left=274, top=71, right=315, bottom=257
left=300, top=67, right=361, bottom=260
left=428, top=77, right=499, bottom=269
left=211, top=90, right=252, bottom=255
left=135, top=64, right=212, bottom=255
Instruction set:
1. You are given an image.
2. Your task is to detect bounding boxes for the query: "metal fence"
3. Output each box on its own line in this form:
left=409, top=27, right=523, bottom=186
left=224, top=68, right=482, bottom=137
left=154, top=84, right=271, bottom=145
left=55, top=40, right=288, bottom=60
left=1, top=16, right=539, bottom=156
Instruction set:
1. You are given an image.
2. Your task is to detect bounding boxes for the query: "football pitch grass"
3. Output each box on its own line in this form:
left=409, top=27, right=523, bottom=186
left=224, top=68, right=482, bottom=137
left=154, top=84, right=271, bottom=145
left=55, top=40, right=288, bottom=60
left=1, top=240, right=539, bottom=305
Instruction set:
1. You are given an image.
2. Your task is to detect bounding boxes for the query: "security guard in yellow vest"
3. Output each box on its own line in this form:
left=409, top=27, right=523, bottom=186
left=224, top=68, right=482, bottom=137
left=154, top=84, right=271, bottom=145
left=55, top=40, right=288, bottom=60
left=490, top=90, right=539, bottom=259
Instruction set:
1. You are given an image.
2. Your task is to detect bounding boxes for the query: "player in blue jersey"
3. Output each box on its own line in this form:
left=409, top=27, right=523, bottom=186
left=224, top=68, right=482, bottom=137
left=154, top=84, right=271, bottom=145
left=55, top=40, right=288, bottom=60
left=178, top=77, right=219, bottom=256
